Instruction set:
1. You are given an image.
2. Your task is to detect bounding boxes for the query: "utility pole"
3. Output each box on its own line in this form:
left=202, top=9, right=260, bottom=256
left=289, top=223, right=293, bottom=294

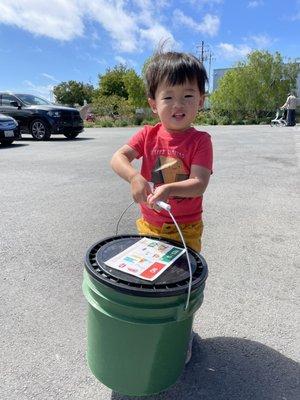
left=201, top=40, right=204, bottom=64
left=196, top=41, right=214, bottom=93
left=197, top=40, right=210, bottom=64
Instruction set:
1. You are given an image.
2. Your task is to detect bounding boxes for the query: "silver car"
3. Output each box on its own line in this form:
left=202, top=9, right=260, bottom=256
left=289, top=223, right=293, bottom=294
left=0, top=113, right=21, bottom=145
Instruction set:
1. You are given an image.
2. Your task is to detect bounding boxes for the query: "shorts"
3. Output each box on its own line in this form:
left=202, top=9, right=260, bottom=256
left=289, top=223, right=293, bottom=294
left=136, top=218, right=203, bottom=252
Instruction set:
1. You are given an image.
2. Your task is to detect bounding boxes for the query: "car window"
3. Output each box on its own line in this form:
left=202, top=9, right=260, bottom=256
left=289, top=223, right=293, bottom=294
left=2, top=94, right=18, bottom=107
left=15, top=94, right=52, bottom=105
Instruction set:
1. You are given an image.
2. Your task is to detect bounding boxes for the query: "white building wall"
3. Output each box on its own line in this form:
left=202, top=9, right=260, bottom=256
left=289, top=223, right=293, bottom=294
left=296, top=73, right=300, bottom=97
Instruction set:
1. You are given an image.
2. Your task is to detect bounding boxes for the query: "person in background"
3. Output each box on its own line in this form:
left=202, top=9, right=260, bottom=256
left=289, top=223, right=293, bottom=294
left=281, top=92, right=297, bottom=126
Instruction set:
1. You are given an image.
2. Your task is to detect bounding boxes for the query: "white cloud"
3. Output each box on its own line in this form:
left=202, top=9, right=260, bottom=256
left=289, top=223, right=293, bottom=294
left=199, top=14, right=220, bottom=37
left=23, top=80, right=54, bottom=100
left=0, top=1, right=84, bottom=40
left=85, top=1, right=139, bottom=52
left=217, top=43, right=252, bottom=59
left=173, top=10, right=220, bottom=37
left=79, top=52, right=106, bottom=65
left=114, top=55, right=138, bottom=68
left=139, top=25, right=177, bottom=50
left=216, top=35, right=275, bottom=62
left=41, top=73, right=58, bottom=82
left=184, top=0, right=223, bottom=6
left=247, top=1, right=264, bottom=8
left=0, top=0, right=178, bottom=53
left=115, top=56, right=127, bottom=64
left=245, top=34, right=274, bottom=48
left=133, top=0, right=169, bottom=10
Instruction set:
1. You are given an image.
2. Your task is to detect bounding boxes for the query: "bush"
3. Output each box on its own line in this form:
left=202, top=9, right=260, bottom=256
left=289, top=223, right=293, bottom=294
left=84, top=122, right=95, bottom=128
left=231, top=120, right=245, bottom=125
left=258, top=117, right=271, bottom=124
left=101, top=120, right=114, bottom=127
left=93, top=117, right=115, bottom=127
left=194, top=111, right=207, bottom=124
left=247, top=118, right=258, bottom=124
left=141, top=117, right=159, bottom=125
left=114, top=119, right=130, bottom=127
left=206, top=117, right=218, bottom=125
left=217, top=116, right=231, bottom=125
left=195, top=110, right=219, bottom=125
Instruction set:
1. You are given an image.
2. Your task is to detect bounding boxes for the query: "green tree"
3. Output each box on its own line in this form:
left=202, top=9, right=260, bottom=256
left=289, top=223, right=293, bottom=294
left=97, top=64, right=146, bottom=107
left=211, top=51, right=299, bottom=120
left=123, top=70, right=147, bottom=108
left=97, top=65, right=129, bottom=98
left=92, top=93, right=134, bottom=120
left=94, top=64, right=147, bottom=117
left=53, top=80, right=94, bottom=106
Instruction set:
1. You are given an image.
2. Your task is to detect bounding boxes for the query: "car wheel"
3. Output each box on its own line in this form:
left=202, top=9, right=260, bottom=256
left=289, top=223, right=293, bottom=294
left=0, top=139, right=14, bottom=146
left=63, top=132, right=80, bottom=139
left=30, top=119, right=51, bottom=140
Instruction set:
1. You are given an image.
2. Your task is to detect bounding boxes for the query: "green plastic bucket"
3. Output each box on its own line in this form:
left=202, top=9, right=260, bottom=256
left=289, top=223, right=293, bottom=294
left=83, top=235, right=208, bottom=396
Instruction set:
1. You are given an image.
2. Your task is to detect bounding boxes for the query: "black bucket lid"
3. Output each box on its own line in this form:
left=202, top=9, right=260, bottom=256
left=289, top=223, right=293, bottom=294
left=85, top=235, right=208, bottom=297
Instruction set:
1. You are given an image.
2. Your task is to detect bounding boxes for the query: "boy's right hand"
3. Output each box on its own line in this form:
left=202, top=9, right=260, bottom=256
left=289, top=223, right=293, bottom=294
left=130, top=174, right=152, bottom=204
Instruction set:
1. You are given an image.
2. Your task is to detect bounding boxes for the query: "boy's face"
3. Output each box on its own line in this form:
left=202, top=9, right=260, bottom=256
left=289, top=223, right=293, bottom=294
left=148, top=79, right=204, bottom=133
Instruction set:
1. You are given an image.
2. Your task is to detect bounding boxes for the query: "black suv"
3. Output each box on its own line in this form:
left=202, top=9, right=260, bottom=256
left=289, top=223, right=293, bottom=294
left=0, top=92, right=84, bottom=140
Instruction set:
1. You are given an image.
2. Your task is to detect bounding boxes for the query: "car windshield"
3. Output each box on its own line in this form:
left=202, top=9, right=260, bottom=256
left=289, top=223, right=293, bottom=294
left=15, top=94, right=53, bottom=106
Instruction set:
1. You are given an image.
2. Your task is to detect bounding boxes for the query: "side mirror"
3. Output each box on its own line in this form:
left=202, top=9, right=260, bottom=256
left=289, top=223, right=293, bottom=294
left=10, top=101, right=21, bottom=109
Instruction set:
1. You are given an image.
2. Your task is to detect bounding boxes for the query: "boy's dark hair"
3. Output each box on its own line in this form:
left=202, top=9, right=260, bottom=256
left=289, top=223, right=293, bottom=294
left=145, top=51, right=208, bottom=99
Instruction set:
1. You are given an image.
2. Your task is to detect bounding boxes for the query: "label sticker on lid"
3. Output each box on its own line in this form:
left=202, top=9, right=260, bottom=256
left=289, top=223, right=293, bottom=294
left=105, top=237, right=185, bottom=281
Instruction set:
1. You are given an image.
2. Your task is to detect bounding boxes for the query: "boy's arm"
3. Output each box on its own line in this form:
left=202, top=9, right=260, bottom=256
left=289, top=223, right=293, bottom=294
left=110, top=145, right=152, bottom=203
left=111, top=145, right=139, bottom=182
left=169, top=164, right=211, bottom=196
left=148, top=164, right=211, bottom=206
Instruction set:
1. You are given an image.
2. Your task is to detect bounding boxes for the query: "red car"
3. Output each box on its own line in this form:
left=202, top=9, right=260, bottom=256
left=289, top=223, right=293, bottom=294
left=86, top=113, right=95, bottom=122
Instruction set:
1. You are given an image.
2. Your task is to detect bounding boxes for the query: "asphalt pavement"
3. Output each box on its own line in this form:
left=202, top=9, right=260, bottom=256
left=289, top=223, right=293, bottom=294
left=1, top=125, right=299, bottom=400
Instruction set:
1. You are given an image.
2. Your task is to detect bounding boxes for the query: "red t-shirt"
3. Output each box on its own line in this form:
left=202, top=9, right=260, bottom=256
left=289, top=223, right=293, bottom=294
left=128, top=123, right=213, bottom=226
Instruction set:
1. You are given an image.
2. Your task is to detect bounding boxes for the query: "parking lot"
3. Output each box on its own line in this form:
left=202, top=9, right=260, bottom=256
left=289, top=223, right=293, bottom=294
left=1, top=125, right=299, bottom=400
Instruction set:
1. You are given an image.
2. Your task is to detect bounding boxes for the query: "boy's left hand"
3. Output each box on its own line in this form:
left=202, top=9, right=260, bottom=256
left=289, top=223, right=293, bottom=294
left=147, top=185, right=171, bottom=211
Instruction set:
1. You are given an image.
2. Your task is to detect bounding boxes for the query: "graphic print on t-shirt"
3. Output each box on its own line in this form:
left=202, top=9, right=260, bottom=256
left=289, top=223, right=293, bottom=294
left=151, top=156, right=189, bottom=184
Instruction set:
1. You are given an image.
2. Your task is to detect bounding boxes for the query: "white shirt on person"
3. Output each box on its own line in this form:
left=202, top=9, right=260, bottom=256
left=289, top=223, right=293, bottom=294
left=282, top=95, right=297, bottom=110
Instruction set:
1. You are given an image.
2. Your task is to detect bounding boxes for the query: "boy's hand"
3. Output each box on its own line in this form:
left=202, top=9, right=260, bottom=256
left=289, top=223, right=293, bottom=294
left=147, top=185, right=171, bottom=210
left=130, top=174, right=152, bottom=204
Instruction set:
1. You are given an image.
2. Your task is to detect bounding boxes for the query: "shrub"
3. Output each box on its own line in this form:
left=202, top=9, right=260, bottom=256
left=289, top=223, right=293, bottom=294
left=114, top=119, right=130, bottom=127
left=217, top=115, right=231, bottom=125
left=206, top=117, right=218, bottom=125
left=257, top=117, right=271, bottom=124
left=194, top=111, right=207, bottom=124
left=141, top=117, right=159, bottom=125
left=231, top=120, right=245, bottom=125
left=195, top=110, right=220, bottom=125
left=84, top=122, right=95, bottom=128
left=100, top=120, right=114, bottom=127
left=246, top=118, right=258, bottom=124
left=94, top=117, right=115, bottom=127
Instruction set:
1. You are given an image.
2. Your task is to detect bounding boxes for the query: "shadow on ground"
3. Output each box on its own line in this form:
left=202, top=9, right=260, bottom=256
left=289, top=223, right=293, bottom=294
left=20, top=136, right=93, bottom=142
left=0, top=143, right=29, bottom=149
left=111, top=336, right=299, bottom=400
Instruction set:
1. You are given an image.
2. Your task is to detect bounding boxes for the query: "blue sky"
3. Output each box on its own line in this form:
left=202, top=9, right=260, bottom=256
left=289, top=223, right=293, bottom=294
left=0, top=0, right=299, bottom=99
